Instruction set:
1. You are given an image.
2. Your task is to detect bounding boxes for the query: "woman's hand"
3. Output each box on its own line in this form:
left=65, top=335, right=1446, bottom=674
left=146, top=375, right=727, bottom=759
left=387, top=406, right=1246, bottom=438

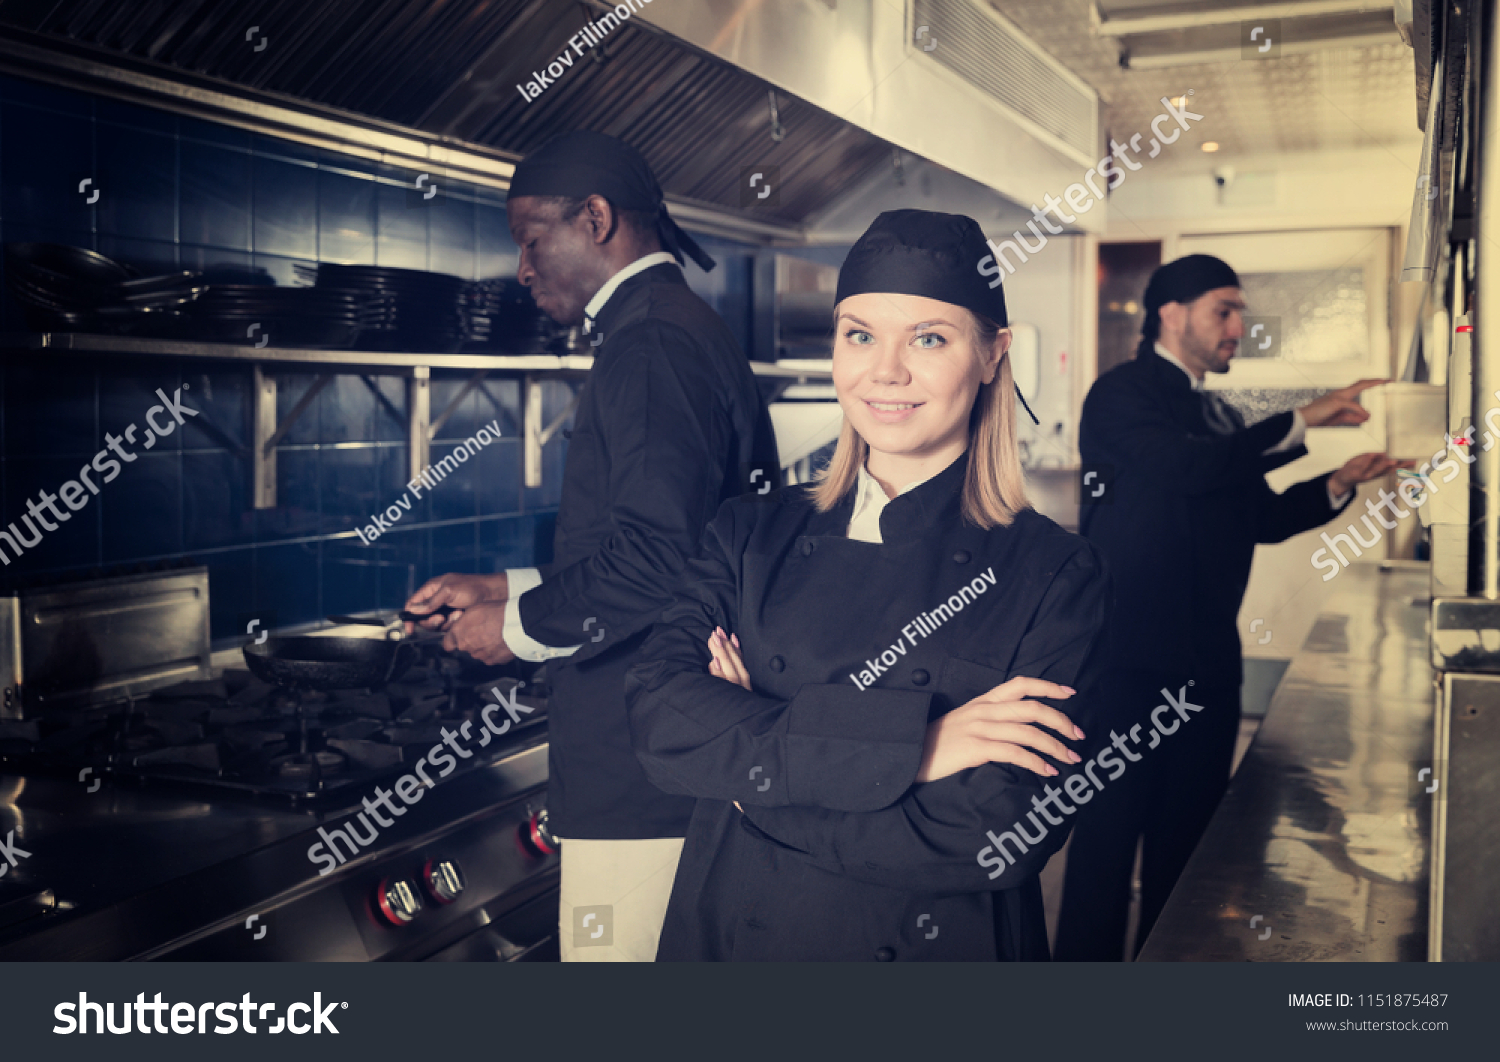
left=706, top=627, right=752, bottom=691
left=706, top=628, right=750, bottom=813
left=916, top=676, right=1084, bottom=784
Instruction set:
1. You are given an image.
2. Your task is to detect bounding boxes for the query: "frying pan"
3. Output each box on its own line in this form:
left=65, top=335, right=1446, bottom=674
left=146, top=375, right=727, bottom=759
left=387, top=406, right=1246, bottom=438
left=243, top=632, right=413, bottom=691
left=242, top=604, right=473, bottom=691
left=324, top=607, right=524, bottom=685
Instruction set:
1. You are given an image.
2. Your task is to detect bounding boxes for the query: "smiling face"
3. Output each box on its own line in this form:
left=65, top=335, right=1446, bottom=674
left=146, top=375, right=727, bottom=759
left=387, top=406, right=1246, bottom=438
left=507, top=195, right=609, bottom=326
left=832, top=293, right=1006, bottom=485
left=1160, top=285, right=1245, bottom=376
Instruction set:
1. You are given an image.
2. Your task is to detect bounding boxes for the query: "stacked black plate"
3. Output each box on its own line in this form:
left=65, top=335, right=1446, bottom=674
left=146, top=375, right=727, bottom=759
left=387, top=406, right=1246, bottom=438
left=465, top=277, right=554, bottom=354
left=5, top=243, right=205, bottom=333
left=298, top=263, right=471, bottom=353
left=171, top=285, right=385, bottom=348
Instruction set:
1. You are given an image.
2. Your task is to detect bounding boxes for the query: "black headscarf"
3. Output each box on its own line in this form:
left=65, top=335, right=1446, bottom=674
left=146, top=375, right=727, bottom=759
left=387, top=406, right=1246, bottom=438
left=836, top=210, right=1036, bottom=422
left=508, top=130, right=716, bottom=272
left=836, top=209, right=1008, bottom=326
left=1137, top=254, right=1241, bottom=357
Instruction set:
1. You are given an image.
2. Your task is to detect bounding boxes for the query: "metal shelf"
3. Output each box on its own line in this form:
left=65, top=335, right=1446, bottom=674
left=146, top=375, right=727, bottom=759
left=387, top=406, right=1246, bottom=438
left=2, top=333, right=831, bottom=506
left=1, top=331, right=596, bottom=373
left=0, top=331, right=830, bottom=378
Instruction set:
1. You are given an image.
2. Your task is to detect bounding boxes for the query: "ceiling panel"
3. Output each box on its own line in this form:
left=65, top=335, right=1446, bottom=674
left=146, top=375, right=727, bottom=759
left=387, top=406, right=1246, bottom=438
left=989, top=0, right=1422, bottom=156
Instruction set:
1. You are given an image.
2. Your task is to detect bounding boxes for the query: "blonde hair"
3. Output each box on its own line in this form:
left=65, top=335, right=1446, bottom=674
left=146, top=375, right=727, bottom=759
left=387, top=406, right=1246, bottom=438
left=811, top=307, right=1029, bottom=528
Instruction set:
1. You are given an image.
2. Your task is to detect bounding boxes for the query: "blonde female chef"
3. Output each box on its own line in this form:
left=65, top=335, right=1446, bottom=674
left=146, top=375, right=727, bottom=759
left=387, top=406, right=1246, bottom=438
left=626, top=209, right=1110, bottom=961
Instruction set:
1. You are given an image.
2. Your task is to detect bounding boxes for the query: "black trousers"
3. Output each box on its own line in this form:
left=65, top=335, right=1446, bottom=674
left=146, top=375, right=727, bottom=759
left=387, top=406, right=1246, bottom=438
left=1054, top=667, right=1241, bottom=960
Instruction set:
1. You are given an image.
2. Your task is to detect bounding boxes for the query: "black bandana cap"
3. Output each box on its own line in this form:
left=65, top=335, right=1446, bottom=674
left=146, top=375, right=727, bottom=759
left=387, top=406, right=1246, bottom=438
left=835, top=209, right=1036, bottom=424
left=1141, top=254, right=1241, bottom=343
left=507, top=130, right=716, bottom=272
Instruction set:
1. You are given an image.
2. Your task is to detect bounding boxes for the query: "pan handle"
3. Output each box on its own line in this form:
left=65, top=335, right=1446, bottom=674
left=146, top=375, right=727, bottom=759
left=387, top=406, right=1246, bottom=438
left=325, top=614, right=411, bottom=642
left=328, top=607, right=454, bottom=628
left=398, top=604, right=455, bottom=624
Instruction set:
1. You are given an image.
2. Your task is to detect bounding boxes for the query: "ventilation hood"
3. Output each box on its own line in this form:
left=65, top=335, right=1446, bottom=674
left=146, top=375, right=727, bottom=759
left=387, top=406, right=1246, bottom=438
left=638, top=0, right=1105, bottom=234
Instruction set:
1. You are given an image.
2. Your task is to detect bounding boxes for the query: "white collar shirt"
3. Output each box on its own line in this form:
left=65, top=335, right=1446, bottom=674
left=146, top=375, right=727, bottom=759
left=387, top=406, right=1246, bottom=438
left=582, top=251, right=677, bottom=333
left=847, top=463, right=932, bottom=544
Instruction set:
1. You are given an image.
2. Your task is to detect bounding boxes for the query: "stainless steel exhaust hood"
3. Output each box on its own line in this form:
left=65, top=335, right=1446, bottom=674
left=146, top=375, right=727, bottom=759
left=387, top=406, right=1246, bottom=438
left=638, top=0, right=1105, bottom=233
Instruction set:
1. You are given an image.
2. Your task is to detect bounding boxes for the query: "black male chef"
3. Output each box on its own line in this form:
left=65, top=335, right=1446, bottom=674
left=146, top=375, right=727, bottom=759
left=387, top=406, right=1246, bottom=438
left=406, top=131, right=779, bottom=962
left=1055, top=254, right=1397, bottom=960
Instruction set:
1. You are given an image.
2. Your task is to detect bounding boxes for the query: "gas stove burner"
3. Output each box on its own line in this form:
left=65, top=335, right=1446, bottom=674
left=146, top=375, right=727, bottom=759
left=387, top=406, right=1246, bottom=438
left=117, top=716, right=206, bottom=751
left=120, top=733, right=158, bottom=753
left=221, top=727, right=287, bottom=752
left=272, top=748, right=347, bottom=781
left=133, top=743, right=221, bottom=772
left=265, top=687, right=301, bottom=709
left=2, top=660, right=548, bottom=805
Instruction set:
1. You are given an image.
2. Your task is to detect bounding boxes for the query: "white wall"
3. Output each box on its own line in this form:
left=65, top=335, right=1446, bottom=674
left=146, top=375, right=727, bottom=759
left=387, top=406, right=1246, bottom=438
left=1103, top=145, right=1423, bottom=236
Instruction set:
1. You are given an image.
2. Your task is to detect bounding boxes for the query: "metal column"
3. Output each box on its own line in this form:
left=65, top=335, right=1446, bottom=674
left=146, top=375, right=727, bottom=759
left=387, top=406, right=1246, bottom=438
left=1473, top=0, right=1500, bottom=599
left=1430, top=0, right=1500, bottom=961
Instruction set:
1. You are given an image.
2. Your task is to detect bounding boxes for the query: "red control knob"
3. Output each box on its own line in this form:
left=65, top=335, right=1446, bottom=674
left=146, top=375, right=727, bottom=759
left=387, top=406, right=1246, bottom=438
left=521, top=808, right=560, bottom=855
left=375, top=877, right=424, bottom=925
left=422, top=858, right=465, bottom=904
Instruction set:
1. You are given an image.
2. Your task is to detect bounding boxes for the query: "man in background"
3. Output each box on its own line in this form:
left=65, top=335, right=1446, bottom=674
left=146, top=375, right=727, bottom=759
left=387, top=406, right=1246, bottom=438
left=1055, top=254, right=1398, bottom=959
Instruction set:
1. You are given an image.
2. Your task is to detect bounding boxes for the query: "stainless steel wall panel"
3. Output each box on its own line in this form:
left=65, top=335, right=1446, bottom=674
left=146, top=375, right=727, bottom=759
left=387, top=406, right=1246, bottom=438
left=15, top=568, right=211, bottom=711
left=1431, top=672, right=1500, bottom=960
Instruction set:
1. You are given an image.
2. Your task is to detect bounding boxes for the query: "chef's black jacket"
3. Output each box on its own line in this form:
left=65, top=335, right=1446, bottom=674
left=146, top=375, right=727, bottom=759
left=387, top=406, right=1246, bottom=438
left=624, top=454, right=1110, bottom=960
left=1078, top=349, right=1353, bottom=684
left=517, top=261, right=778, bottom=839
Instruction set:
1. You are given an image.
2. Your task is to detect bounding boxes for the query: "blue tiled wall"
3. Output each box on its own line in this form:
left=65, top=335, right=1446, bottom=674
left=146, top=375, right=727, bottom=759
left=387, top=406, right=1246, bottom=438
left=0, top=74, right=756, bottom=645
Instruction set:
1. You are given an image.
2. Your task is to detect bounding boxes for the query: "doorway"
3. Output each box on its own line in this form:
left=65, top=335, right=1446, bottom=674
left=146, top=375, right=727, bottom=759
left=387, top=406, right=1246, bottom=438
left=1097, top=241, right=1163, bottom=377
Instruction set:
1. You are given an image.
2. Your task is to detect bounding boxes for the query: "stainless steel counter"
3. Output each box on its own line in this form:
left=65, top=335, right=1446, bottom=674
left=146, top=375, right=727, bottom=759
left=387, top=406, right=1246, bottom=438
left=1138, top=562, right=1433, bottom=961
left=0, top=738, right=550, bottom=960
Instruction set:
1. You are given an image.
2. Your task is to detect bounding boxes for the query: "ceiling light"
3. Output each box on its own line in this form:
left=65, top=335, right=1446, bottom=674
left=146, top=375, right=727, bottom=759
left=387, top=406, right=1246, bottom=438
left=1201, top=141, right=1220, bottom=152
